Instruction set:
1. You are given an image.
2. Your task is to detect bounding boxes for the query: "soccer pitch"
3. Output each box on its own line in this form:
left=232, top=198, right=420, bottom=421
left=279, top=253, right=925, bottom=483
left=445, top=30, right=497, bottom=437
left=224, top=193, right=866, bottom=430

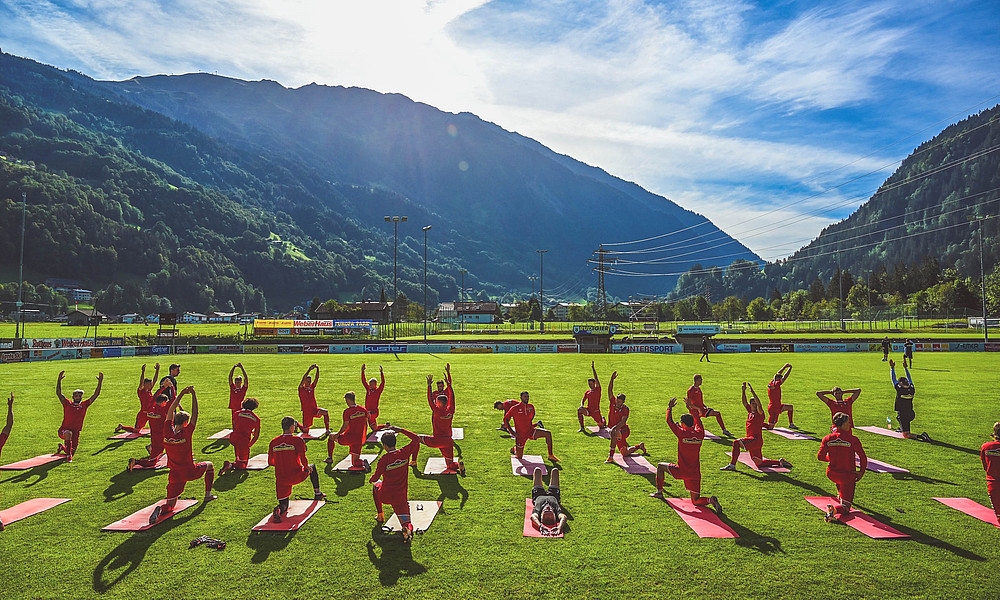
left=0, top=352, right=996, bottom=599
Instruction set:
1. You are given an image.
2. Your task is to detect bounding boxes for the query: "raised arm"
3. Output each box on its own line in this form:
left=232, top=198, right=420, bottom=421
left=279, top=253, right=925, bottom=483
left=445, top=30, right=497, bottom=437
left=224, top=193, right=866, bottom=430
left=591, top=361, right=600, bottom=389
left=747, top=382, right=760, bottom=409
left=378, top=366, right=385, bottom=392
left=890, top=359, right=898, bottom=386
left=426, top=374, right=435, bottom=408
left=361, top=364, right=370, bottom=391
left=741, top=383, right=752, bottom=412
left=311, top=364, right=320, bottom=386
left=607, top=371, right=618, bottom=404
left=56, top=370, right=67, bottom=403
left=140, top=364, right=148, bottom=387
left=444, top=363, right=452, bottom=388
left=188, top=387, right=200, bottom=429
left=2, top=393, right=13, bottom=438
left=844, top=388, right=862, bottom=403
left=166, top=387, right=189, bottom=424
left=780, top=363, right=792, bottom=382
left=86, top=373, right=104, bottom=404
left=152, top=363, right=160, bottom=387
left=238, top=363, right=247, bottom=387
left=229, top=363, right=237, bottom=386
left=903, top=365, right=911, bottom=384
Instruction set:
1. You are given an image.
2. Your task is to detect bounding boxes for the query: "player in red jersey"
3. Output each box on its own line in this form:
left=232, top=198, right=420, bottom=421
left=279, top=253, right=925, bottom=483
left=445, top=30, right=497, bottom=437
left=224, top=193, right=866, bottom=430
left=494, top=398, right=520, bottom=435
left=686, top=374, right=731, bottom=437
left=817, top=412, right=866, bottom=521
left=604, top=371, right=646, bottom=463
left=269, top=416, right=325, bottom=523
left=361, top=363, right=386, bottom=435
left=0, top=392, right=13, bottom=459
left=325, top=391, right=371, bottom=470
left=576, top=361, right=605, bottom=432
left=981, top=422, right=1000, bottom=521
left=815, top=386, right=861, bottom=429
left=651, top=398, right=721, bottom=512
left=764, top=363, right=796, bottom=430
left=721, top=383, right=791, bottom=472
left=228, top=362, right=249, bottom=429
left=504, top=391, right=559, bottom=462
left=55, top=370, right=103, bottom=462
left=149, top=386, right=216, bottom=524
left=370, top=426, right=421, bottom=541
left=415, top=365, right=464, bottom=473
left=116, top=363, right=159, bottom=435
left=220, top=398, right=261, bottom=474
left=297, top=364, right=330, bottom=434
left=128, top=385, right=174, bottom=471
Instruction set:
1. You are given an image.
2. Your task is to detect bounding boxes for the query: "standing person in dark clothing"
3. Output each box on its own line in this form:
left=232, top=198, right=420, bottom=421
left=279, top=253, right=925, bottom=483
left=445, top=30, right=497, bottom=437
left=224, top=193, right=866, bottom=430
left=881, top=337, right=890, bottom=361
left=903, top=339, right=914, bottom=369
left=890, top=360, right=929, bottom=441
left=700, top=336, right=711, bottom=362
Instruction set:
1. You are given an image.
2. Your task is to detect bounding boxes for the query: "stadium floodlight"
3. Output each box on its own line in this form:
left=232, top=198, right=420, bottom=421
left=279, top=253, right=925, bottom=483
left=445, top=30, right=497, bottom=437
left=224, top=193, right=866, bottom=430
left=385, top=215, right=408, bottom=340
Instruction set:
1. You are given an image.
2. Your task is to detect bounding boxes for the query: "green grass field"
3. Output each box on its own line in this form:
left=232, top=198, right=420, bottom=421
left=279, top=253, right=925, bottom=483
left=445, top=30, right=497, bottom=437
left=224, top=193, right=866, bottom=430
left=0, top=353, right=997, bottom=599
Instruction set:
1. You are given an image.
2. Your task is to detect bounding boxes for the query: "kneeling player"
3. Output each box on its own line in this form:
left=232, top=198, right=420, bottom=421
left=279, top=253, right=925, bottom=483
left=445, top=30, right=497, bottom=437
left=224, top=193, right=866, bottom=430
left=417, top=369, right=463, bottom=473
left=605, top=371, right=646, bottom=462
left=55, top=370, right=103, bottom=462
left=325, top=391, right=369, bottom=470
left=764, top=363, right=796, bottom=430
left=150, top=387, right=216, bottom=524
left=721, top=383, right=791, bottom=472
left=370, top=426, right=420, bottom=542
left=269, top=416, right=325, bottom=523
left=577, top=361, right=606, bottom=432
left=651, top=398, right=720, bottom=512
left=686, top=374, right=730, bottom=437
left=297, top=364, right=330, bottom=434
left=818, top=412, right=866, bottom=520
left=221, top=398, right=261, bottom=474
left=504, top=391, right=559, bottom=462
left=117, top=363, right=159, bottom=434
left=981, top=422, right=1000, bottom=522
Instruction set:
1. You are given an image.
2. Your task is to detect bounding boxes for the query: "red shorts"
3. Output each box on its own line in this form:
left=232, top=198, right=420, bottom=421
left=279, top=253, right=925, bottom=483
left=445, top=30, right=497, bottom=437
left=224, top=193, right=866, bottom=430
left=166, top=461, right=210, bottom=498
left=514, top=428, right=539, bottom=448
left=738, top=436, right=763, bottom=456
left=231, top=433, right=252, bottom=465
left=276, top=467, right=311, bottom=500
left=337, top=434, right=364, bottom=456
left=58, top=428, right=80, bottom=440
left=766, top=403, right=787, bottom=423
left=301, top=406, right=320, bottom=428
left=667, top=464, right=701, bottom=493
left=367, top=407, right=379, bottom=425
left=827, top=468, right=857, bottom=503
left=613, top=426, right=632, bottom=452
left=583, top=406, right=604, bottom=422
left=373, top=481, right=409, bottom=517
left=134, top=411, right=150, bottom=429
left=988, top=482, right=999, bottom=514
left=421, top=435, right=454, bottom=449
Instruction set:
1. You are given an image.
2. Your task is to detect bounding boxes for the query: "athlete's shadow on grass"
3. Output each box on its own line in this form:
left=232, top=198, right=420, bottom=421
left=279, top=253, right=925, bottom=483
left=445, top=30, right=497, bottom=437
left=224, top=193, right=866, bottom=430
left=414, top=470, right=470, bottom=508
left=246, top=530, right=298, bottom=564
left=367, top=526, right=428, bottom=586
left=325, top=464, right=367, bottom=497
left=926, top=439, right=980, bottom=457
left=92, top=440, right=128, bottom=455
left=92, top=500, right=209, bottom=593
left=890, top=472, right=957, bottom=486
left=213, top=468, right=249, bottom=492
left=103, top=468, right=164, bottom=502
left=0, top=460, right=64, bottom=487
left=201, top=440, right=230, bottom=455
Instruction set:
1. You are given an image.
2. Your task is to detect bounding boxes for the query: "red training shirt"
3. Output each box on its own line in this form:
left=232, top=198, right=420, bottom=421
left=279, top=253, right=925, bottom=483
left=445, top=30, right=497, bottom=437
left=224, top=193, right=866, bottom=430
left=982, top=441, right=1000, bottom=483
left=269, top=433, right=308, bottom=481
left=163, top=422, right=196, bottom=470
left=230, top=383, right=248, bottom=412
left=819, top=429, right=866, bottom=473
left=668, top=412, right=704, bottom=473
left=59, top=398, right=94, bottom=432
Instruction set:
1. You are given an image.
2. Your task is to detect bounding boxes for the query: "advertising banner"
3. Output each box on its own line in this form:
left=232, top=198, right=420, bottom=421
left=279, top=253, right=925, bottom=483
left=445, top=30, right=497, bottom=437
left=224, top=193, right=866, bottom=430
left=677, top=325, right=721, bottom=335
left=303, top=345, right=331, bottom=354
left=573, top=325, right=618, bottom=335
left=102, top=347, right=122, bottom=358
left=450, top=346, right=494, bottom=353
left=1, top=351, right=26, bottom=363
left=612, top=344, right=684, bottom=354
left=948, top=342, right=983, bottom=352
left=135, top=346, right=151, bottom=356
left=406, top=345, right=452, bottom=354
left=364, top=344, right=407, bottom=353
left=209, top=345, right=243, bottom=354
left=277, top=345, right=303, bottom=353
left=751, top=343, right=793, bottom=353
left=715, top=343, right=751, bottom=353
left=151, top=346, right=172, bottom=355
left=244, top=345, right=278, bottom=354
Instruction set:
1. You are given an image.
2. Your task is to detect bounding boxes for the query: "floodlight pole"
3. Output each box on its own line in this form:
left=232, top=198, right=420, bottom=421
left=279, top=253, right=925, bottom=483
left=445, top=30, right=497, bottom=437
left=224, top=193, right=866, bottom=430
left=459, top=269, right=466, bottom=332
left=537, top=250, right=548, bottom=333
left=15, top=192, right=26, bottom=341
left=384, top=215, right=407, bottom=341
left=978, top=217, right=989, bottom=343
left=423, top=225, right=431, bottom=342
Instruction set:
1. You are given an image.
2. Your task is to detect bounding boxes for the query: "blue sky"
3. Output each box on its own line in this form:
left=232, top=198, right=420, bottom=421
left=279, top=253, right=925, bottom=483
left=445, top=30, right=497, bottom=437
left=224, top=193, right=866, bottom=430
left=1, top=0, right=998, bottom=262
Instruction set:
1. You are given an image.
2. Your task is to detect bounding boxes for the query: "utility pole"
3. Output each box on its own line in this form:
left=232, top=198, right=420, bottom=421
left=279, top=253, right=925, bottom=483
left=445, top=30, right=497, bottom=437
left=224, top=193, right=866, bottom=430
left=459, top=269, right=467, bottom=332
left=537, top=250, right=548, bottom=333
left=384, top=215, right=407, bottom=341
left=976, top=216, right=991, bottom=342
left=591, top=245, right=617, bottom=319
left=838, top=251, right=844, bottom=331
left=15, top=192, right=26, bottom=342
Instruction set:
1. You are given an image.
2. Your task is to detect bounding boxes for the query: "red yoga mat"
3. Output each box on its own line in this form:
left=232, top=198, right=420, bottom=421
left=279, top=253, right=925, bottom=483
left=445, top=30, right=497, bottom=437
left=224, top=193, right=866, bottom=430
left=423, top=457, right=461, bottom=475
left=0, top=498, right=71, bottom=526
left=207, top=429, right=232, bottom=440
left=610, top=454, right=656, bottom=475
left=0, top=453, right=67, bottom=470
left=132, top=455, right=168, bottom=470
left=859, top=457, right=909, bottom=474
left=767, top=427, right=817, bottom=441
left=252, top=500, right=324, bottom=531
left=664, top=498, right=738, bottom=538
left=804, top=497, right=909, bottom=539
left=331, top=454, right=378, bottom=471
left=511, top=455, right=547, bottom=476
left=856, top=426, right=905, bottom=439
left=933, top=497, right=1000, bottom=527
left=725, top=452, right=790, bottom=473
left=109, top=429, right=150, bottom=440
left=384, top=500, right=441, bottom=532
left=245, top=454, right=269, bottom=470
left=523, top=498, right=563, bottom=538
left=587, top=426, right=611, bottom=439
left=102, top=499, right=199, bottom=531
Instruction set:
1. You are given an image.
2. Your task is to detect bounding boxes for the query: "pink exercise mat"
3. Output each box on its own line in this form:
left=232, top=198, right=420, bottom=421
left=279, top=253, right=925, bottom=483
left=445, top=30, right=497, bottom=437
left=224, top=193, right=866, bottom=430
left=0, top=498, right=71, bottom=526
left=511, top=455, right=547, bottom=476
left=858, top=457, right=908, bottom=474
left=856, top=426, right=905, bottom=439
left=933, top=497, right=999, bottom=527
left=663, top=497, right=737, bottom=538
left=109, top=429, right=150, bottom=440
left=523, top=498, right=563, bottom=538
left=725, top=452, right=790, bottom=473
left=609, top=454, right=656, bottom=475
left=804, top=496, right=909, bottom=539
left=252, top=500, right=324, bottom=531
left=766, top=427, right=817, bottom=441
left=103, top=499, right=199, bottom=532
left=0, top=453, right=67, bottom=470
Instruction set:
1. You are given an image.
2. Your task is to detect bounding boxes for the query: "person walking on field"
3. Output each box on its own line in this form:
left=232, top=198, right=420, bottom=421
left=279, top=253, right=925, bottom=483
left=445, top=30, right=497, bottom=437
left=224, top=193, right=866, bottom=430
left=577, top=361, right=605, bottom=432
left=903, top=339, right=915, bottom=369
left=818, top=412, right=867, bottom=521
left=881, top=337, right=891, bottom=362
left=764, top=363, right=796, bottom=430
left=700, top=336, right=711, bottom=362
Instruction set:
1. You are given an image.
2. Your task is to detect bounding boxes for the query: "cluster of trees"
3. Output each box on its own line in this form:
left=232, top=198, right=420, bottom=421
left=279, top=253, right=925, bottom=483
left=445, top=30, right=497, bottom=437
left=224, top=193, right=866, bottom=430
left=0, top=281, right=69, bottom=316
